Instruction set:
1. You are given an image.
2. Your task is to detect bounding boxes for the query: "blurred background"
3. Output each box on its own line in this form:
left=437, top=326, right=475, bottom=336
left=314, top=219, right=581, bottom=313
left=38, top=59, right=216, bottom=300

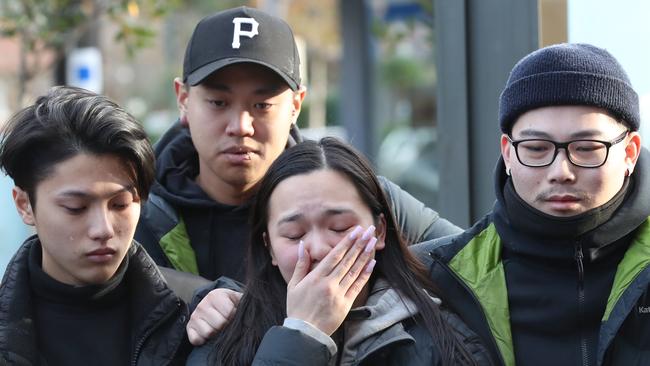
left=1, top=0, right=650, bottom=274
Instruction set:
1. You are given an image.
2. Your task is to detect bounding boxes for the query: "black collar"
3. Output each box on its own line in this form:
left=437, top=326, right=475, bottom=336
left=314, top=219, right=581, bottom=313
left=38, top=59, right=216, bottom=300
left=492, top=148, right=650, bottom=263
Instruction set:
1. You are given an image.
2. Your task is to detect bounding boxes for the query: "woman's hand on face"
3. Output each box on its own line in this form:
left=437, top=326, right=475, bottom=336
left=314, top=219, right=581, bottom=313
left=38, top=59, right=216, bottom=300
left=286, top=225, right=378, bottom=336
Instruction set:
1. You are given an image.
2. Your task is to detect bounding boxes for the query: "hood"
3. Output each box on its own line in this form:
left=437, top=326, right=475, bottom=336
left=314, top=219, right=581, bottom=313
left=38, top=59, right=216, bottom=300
left=150, top=120, right=304, bottom=209
left=151, top=122, right=215, bottom=208
left=339, top=279, right=437, bottom=364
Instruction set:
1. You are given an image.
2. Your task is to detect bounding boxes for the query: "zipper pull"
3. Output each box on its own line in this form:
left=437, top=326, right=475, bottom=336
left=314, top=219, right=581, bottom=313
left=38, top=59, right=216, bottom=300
left=575, top=242, right=585, bottom=283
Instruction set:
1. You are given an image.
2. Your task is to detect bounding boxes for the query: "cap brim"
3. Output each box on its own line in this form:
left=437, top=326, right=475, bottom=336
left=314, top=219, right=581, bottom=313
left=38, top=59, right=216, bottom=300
left=186, top=58, right=299, bottom=91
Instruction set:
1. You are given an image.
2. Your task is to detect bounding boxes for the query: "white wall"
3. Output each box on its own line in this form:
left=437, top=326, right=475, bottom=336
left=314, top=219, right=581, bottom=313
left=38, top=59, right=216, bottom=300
left=568, top=0, right=650, bottom=144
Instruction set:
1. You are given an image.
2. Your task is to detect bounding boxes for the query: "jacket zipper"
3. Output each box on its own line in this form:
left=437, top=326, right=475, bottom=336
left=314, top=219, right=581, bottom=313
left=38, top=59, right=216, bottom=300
left=574, top=242, right=589, bottom=366
left=430, top=251, right=507, bottom=366
left=131, top=300, right=182, bottom=366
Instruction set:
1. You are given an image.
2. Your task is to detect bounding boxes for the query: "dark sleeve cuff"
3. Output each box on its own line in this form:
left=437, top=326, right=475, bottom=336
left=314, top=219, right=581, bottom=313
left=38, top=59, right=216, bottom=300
left=253, top=326, right=333, bottom=366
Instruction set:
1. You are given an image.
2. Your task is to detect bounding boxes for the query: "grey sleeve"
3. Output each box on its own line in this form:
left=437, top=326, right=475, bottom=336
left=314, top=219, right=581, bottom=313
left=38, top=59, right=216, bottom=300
left=378, top=176, right=462, bottom=244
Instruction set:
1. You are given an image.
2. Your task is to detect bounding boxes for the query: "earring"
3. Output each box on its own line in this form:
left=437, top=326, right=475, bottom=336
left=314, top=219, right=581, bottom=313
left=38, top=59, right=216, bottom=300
left=625, top=167, right=632, bottom=177
left=180, top=114, right=189, bottom=126
left=506, top=167, right=511, bottom=176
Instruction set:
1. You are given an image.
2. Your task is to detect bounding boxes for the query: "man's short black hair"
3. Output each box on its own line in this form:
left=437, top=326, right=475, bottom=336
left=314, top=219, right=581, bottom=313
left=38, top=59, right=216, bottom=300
left=0, top=86, right=155, bottom=204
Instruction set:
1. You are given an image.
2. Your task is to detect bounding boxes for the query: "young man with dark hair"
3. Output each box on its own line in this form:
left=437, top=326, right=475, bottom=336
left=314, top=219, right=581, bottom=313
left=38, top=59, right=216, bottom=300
left=0, top=86, right=190, bottom=365
left=417, top=44, right=650, bottom=365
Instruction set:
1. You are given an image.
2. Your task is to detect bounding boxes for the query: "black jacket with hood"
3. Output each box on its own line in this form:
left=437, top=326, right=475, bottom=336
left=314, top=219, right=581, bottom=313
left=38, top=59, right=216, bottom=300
left=0, top=237, right=191, bottom=365
left=135, top=122, right=461, bottom=281
left=413, top=148, right=650, bottom=366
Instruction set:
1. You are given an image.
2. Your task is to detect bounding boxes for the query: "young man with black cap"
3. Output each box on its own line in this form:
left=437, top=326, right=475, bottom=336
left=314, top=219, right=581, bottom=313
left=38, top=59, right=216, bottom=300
left=414, top=43, right=650, bottom=365
left=135, top=5, right=461, bottom=346
left=135, top=7, right=459, bottom=285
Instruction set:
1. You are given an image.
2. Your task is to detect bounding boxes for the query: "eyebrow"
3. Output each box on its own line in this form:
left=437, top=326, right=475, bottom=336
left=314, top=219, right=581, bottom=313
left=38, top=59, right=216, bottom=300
left=202, top=82, right=285, bottom=96
left=517, top=129, right=606, bottom=140
left=277, top=208, right=356, bottom=225
left=57, top=186, right=136, bottom=200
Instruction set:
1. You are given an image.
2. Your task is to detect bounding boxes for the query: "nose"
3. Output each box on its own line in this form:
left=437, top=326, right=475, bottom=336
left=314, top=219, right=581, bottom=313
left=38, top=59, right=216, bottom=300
left=303, top=232, right=337, bottom=263
left=547, top=149, right=576, bottom=183
left=88, top=207, right=115, bottom=242
left=225, top=109, right=255, bottom=137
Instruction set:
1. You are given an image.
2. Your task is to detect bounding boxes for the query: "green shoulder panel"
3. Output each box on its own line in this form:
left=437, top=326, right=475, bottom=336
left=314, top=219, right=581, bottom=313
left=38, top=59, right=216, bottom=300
left=448, top=223, right=515, bottom=366
left=159, top=217, right=200, bottom=275
left=603, top=217, right=650, bottom=322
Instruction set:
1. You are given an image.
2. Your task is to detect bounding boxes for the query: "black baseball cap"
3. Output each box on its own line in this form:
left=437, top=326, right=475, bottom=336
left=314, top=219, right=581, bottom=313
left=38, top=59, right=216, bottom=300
left=182, top=6, right=301, bottom=90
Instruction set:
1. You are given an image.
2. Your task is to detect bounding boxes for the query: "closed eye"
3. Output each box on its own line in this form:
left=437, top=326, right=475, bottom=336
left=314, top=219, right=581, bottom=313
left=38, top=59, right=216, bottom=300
left=112, top=202, right=130, bottom=210
left=521, top=145, right=550, bottom=152
left=63, top=206, right=86, bottom=215
left=331, top=227, right=352, bottom=233
left=573, top=143, right=605, bottom=152
left=254, top=102, right=273, bottom=110
left=208, top=99, right=227, bottom=108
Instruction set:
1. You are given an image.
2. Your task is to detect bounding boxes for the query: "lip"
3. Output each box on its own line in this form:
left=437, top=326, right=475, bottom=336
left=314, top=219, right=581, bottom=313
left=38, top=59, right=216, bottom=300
left=222, top=145, right=257, bottom=154
left=543, top=194, right=582, bottom=213
left=221, top=145, right=258, bottom=164
left=86, top=247, right=117, bottom=263
left=545, top=195, right=580, bottom=202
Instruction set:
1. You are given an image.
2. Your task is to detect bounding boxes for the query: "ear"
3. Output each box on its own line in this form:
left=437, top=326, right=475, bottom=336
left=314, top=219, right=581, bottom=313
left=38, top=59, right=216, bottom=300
left=374, top=214, right=387, bottom=250
left=624, top=131, right=642, bottom=175
left=174, top=77, right=190, bottom=127
left=291, top=86, right=307, bottom=124
left=263, top=232, right=278, bottom=266
left=12, top=186, right=35, bottom=226
left=500, top=134, right=513, bottom=172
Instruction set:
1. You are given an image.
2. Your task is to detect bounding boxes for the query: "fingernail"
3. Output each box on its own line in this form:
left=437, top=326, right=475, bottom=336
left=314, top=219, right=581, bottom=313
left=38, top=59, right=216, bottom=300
left=365, top=259, right=377, bottom=273
left=349, top=225, right=363, bottom=240
left=298, top=240, right=304, bottom=260
left=364, top=237, right=377, bottom=253
left=361, top=225, right=376, bottom=241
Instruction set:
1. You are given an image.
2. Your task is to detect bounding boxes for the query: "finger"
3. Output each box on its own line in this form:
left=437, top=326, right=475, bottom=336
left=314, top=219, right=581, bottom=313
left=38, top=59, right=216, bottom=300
left=197, top=305, right=231, bottom=329
left=187, top=316, right=221, bottom=346
left=329, top=225, right=375, bottom=281
left=339, top=236, right=377, bottom=290
left=310, top=225, right=364, bottom=277
left=205, top=289, right=241, bottom=318
left=345, top=259, right=376, bottom=301
left=288, top=240, right=310, bottom=289
left=191, top=307, right=228, bottom=333
left=225, top=289, right=243, bottom=303
left=187, top=326, right=206, bottom=346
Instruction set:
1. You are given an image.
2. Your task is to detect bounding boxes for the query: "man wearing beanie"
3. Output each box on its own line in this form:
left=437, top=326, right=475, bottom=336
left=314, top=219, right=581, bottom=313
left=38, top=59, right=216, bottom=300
left=415, top=43, right=650, bottom=365
left=134, top=6, right=460, bottom=345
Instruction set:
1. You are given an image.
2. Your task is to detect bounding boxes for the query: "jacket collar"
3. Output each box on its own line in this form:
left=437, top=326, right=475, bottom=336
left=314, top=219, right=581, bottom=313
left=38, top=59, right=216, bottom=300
left=340, top=279, right=419, bottom=363
left=0, top=237, right=184, bottom=364
left=492, top=148, right=650, bottom=263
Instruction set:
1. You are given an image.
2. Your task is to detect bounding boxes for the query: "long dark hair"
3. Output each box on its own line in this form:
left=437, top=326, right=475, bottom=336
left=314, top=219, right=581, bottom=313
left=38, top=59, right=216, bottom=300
left=212, top=137, right=474, bottom=365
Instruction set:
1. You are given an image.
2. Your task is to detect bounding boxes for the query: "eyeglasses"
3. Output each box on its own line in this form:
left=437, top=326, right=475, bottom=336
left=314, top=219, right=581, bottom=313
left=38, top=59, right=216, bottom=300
left=507, top=130, right=628, bottom=168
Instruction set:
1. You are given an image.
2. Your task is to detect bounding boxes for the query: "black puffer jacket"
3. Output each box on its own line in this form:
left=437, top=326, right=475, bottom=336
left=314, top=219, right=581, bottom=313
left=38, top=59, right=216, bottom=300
left=0, top=237, right=190, bottom=365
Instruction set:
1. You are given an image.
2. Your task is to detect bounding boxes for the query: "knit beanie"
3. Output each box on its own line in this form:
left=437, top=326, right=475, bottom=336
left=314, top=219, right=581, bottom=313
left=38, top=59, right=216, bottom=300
left=499, top=43, right=639, bottom=133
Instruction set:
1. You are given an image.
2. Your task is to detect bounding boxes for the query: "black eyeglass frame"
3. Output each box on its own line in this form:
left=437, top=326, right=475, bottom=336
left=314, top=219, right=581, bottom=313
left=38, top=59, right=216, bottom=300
left=506, top=130, right=629, bottom=168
